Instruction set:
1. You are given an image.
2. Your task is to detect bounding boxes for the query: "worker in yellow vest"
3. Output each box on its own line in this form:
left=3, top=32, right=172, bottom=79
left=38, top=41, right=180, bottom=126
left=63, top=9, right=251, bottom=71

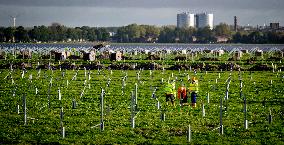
left=188, top=77, right=199, bottom=108
left=164, top=81, right=176, bottom=106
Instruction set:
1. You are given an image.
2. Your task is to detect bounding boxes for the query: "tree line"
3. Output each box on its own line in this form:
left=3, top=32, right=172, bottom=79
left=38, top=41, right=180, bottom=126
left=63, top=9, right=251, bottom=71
left=0, top=23, right=283, bottom=43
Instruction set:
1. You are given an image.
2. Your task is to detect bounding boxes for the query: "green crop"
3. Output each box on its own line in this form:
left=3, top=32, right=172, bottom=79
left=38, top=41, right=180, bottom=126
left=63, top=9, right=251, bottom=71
left=0, top=68, right=283, bottom=144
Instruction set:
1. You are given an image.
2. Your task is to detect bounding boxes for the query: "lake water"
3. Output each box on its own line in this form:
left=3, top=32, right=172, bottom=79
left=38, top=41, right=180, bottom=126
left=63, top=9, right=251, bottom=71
left=0, top=43, right=283, bottom=53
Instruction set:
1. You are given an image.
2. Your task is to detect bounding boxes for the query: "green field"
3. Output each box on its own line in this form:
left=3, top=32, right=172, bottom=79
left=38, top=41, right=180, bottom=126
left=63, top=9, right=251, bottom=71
left=0, top=68, right=283, bottom=144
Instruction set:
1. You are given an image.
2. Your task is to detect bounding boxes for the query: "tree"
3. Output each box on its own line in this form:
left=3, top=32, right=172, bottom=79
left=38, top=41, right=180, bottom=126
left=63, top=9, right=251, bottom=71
left=4, top=27, right=15, bottom=42
left=96, top=28, right=109, bottom=41
left=195, top=26, right=215, bottom=43
left=80, top=26, right=90, bottom=41
left=115, top=24, right=145, bottom=42
left=248, top=31, right=264, bottom=43
left=116, top=26, right=128, bottom=42
left=142, top=25, right=160, bottom=42
left=15, top=26, right=30, bottom=42
left=127, top=24, right=142, bottom=42
left=48, top=23, right=67, bottom=41
left=37, top=25, right=50, bottom=42
left=86, top=27, right=96, bottom=41
left=214, top=23, right=231, bottom=37
left=0, top=27, right=5, bottom=42
left=266, top=31, right=281, bottom=43
left=158, top=26, right=176, bottom=43
left=232, top=32, right=242, bottom=43
left=175, top=27, right=196, bottom=43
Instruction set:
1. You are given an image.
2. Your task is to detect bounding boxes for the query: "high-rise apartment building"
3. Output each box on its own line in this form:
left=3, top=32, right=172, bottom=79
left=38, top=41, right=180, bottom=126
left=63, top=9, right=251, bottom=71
left=177, top=12, right=214, bottom=30
left=177, top=12, right=195, bottom=28
left=195, top=13, right=214, bottom=30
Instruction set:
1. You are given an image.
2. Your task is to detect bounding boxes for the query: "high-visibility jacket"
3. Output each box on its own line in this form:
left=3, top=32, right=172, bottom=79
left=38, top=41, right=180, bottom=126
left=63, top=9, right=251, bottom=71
left=164, top=83, right=175, bottom=95
left=178, top=86, right=187, bottom=99
left=188, top=83, right=199, bottom=93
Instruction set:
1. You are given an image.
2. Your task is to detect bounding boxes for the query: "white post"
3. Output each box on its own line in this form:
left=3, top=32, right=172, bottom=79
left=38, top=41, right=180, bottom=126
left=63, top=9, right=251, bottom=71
left=245, top=120, right=248, bottom=129
left=21, top=70, right=24, bottom=79
left=219, top=96, right=223, bottom=135
left=23, top=95, right=27, bottom=125
left=220, top=125, right=224, bottom=135
left=187, top=74, right=190, bottom=81
left=218, top=73, right=220, bottom=78
left=207, top=92, right=210, bottom=104
left=84, top=67, right=87, bottom=79
left=84, top=80, right=87, bottom=86
left=131, top=91, right=135, bottom=128
left=60, top=107, right=63, bottom=128
left=58, top=88, right=61, bottom=100
left=62, top=127, right=65, bottom=138
left=226, top=90, right=229, bottom=100
left=187, top=124, right=191, bottom=142
left=17, top=104, right=20, bottom=114
left=135, top=83, right=138, bottom=109
left=50, top=78, right=53, bottom=87
left=35, top=87, right=38, bottom=95
left=243, top=84, right=248, bottom=130
left=137, top=73, right=140, bottom=81
left=161, top=112, right=165, bottom=121
left=100, top=89, right=104, bottom=131
left=29, top=74, right=32, bottom=81
left=268, top=108, right=272, bottom=124
left=202, top=103, right=205, bottom=117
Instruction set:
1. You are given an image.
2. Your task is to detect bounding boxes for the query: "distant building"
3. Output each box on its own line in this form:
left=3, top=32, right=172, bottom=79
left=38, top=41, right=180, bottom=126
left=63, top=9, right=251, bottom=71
left=215, top=36, right=229, bottom=43
left=270, top=23, right=280, bottom=29
left=177, top=12, right=195, bottom=28
left=195, top=13, right=214, bottom=30
left=177, top=12, right=214, bottom=29
left=109, top=32, right=116, bottom=37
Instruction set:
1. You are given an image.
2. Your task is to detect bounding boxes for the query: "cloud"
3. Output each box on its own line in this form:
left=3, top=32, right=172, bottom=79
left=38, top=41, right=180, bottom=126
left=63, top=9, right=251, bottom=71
left=0, top=0, right=283, bottom=27
left=0, top=0, right=283, bottom=10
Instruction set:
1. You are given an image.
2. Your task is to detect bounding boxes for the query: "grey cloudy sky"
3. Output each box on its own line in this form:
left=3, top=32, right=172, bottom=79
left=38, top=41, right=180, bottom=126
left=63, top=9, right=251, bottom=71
left=0, top=0, right=283, bottom=27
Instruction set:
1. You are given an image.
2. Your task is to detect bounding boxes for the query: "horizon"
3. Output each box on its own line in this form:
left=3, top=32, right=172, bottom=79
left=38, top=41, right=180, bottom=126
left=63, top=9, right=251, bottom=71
left=0, top=0, right=283, bottom=28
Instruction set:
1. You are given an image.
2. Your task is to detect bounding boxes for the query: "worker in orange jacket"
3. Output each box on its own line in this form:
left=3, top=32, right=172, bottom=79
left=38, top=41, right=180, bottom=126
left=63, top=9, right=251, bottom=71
left=178, top=84, right=188, bottom=106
